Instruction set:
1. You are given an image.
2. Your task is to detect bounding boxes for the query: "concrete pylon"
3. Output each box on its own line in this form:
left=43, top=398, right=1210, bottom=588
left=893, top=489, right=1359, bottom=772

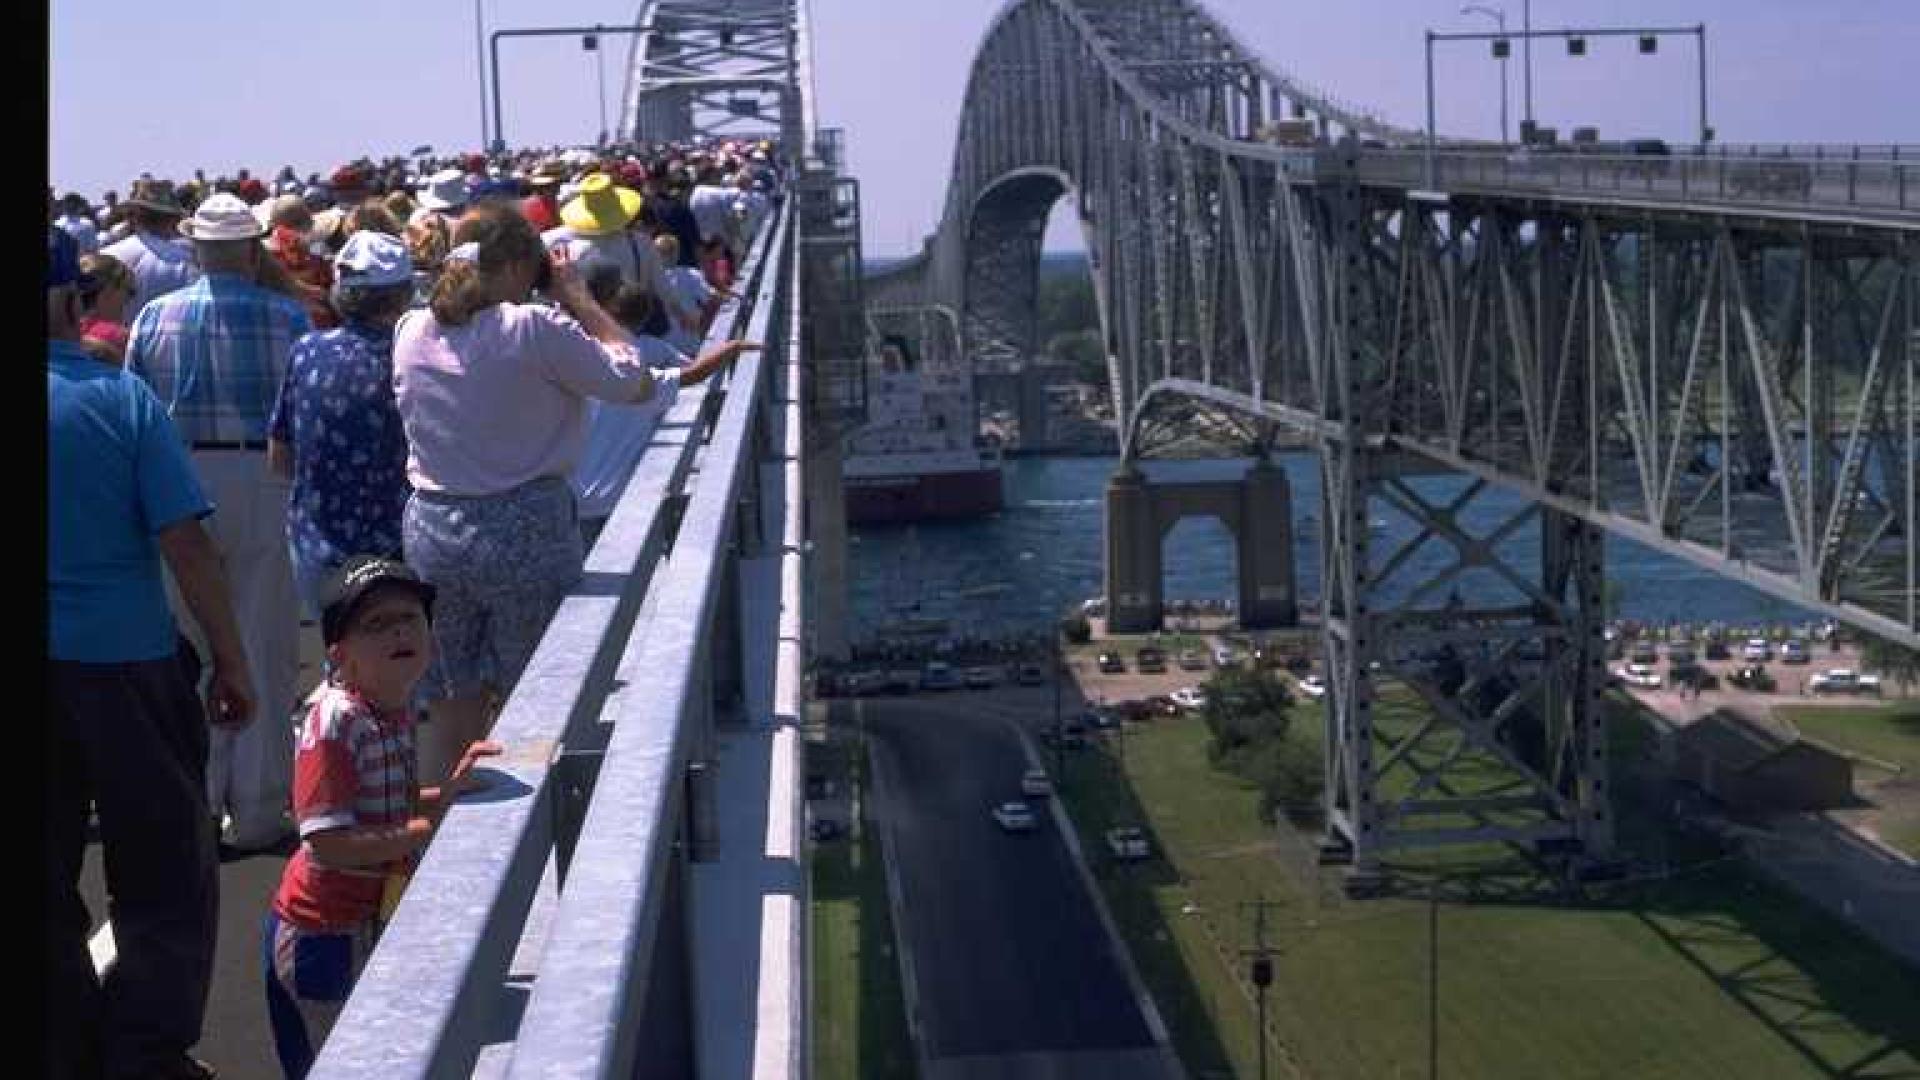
left=1237, top=458, right=1297, bottom=629
left=1104, top=463, right=1162, bottom=633
left=1018, top=364, right=1051, bottom=450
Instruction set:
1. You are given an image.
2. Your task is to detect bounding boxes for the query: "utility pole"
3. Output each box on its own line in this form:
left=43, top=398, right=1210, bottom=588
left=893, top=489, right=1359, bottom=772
left=1241, top=897, right=1285, bottom=1080
left=1051, top=633, right=1065, bottom=779
left=1428, top=883, right=1441, bottom=1080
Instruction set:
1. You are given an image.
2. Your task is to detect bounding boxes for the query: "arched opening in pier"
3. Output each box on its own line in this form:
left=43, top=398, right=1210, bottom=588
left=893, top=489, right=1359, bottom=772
left=963, top=170, right=1107, bottom=453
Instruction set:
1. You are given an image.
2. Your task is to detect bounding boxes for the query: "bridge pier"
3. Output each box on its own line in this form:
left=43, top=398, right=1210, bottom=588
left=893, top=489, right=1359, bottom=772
left=1102, top=458, right=1298, bottom=634
left=1318, top=452, right=1616, bottom=889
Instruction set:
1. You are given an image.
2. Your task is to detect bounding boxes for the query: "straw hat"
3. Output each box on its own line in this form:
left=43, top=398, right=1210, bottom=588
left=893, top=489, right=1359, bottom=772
left=559, top=173, right=642, bottom=236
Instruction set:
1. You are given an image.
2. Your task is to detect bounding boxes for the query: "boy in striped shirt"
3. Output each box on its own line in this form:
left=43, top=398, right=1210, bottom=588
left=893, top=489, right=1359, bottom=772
left=262, top=558, right=499, bottom=1079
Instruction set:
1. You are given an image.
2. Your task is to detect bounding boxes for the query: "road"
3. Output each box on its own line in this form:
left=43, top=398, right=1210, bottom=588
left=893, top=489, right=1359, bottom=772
left=858, top=692, right=1174, bottom=1078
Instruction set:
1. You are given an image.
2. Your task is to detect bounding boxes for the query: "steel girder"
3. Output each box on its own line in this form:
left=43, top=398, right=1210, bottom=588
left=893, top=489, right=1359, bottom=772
left=900, top=0, right=1919, bottom=650
left=873, top=0, right=1917, bottom=876
left=623, top=0, right=806, bottom=151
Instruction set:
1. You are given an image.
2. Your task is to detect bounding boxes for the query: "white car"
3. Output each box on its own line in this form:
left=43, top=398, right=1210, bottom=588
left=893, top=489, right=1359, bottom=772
left=1296, top=675, right=1327, bottom=699
left=1169, top=686, right=1207, bottom=711
left=1617, top=663, right=1663, bottom=689
left=1212, top=646, right=1240, bottom=669
left=1741, top=638, right=1772, bottom=663
left=992, top=801, right=1037, bottom=831
left=1809, top=669, right=1882, bottom=696
left=1020, top=768, right=1053, bottom=797
left=1105, top=826, right=1152, bottom=861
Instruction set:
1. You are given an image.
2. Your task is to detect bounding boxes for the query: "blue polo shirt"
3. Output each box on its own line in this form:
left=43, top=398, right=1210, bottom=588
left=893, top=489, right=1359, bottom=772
left=48, top=340, right=211, bottom=662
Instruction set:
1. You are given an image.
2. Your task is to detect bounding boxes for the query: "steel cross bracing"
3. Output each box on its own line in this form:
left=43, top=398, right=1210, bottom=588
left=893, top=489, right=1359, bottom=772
left=871, top=0, right=1919, bottom=871
left=622, top=0, right=808, bottom=149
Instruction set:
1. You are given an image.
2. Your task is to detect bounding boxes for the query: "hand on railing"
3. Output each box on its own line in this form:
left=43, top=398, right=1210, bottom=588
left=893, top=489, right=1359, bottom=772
left=682, top=340, right=763, bottom=387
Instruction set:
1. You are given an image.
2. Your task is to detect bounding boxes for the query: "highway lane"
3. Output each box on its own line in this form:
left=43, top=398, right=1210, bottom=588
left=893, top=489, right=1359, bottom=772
left=860, top=693, right=1170, bottom=1077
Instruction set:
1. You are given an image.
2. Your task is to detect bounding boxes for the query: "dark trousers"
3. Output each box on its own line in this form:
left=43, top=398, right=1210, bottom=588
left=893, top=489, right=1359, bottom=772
left=47, top=652, right=219, bottom=1080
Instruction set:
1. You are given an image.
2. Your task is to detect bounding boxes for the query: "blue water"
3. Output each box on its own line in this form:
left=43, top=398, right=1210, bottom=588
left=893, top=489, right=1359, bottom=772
left=848, top=454, right=1816, bottom=641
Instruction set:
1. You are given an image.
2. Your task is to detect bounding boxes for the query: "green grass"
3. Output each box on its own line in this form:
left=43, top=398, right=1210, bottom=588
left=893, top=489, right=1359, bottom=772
left=1776, top=701, right=1920, bottom=857
left=1055, top=708, right=1920, bottom=1080
left=1776, top=701, right=1920, bottom=773
left=811, top=740, right=916, bottom=1080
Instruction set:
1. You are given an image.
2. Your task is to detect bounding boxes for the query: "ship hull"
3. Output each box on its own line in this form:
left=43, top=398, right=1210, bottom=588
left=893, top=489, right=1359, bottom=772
left=845, top=467, right=1004, bottom=525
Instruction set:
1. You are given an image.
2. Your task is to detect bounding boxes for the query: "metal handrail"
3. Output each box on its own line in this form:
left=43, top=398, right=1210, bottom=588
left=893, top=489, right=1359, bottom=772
left=503, top=204, right=793, bottom=1078
left=1358, top=146, right=1917, bottom=216
left=307, top=203, right=792, bottom=1080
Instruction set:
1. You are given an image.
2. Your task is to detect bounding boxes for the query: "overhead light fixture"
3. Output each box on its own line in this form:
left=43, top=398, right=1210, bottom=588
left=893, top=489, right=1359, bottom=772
left=1492, top=37, right=1510, bottom=58
left=1567, top=36, right=1587, bottom=56
left=1639, top=34, right=1658, bottom=54
left=582, top=34, right=598, bottom=51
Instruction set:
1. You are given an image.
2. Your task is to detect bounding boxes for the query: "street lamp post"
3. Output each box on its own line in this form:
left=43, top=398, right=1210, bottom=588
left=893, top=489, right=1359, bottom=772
left=1460, top=5, right=1509, bottom=144
left=1522, top=0, right=1533, bottom=140
left=474, top=0, right=489, bottom=150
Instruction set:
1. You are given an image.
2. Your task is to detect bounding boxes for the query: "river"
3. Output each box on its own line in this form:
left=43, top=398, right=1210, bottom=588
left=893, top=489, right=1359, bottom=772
left=847, top=454, right=1819, bottom=643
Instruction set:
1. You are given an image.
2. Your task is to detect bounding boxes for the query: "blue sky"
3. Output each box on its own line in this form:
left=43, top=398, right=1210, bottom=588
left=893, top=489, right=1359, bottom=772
left=51, top=0, right=1916, bottom=257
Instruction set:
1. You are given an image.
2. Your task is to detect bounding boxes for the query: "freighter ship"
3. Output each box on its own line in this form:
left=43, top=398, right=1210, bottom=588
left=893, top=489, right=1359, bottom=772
left=843, top=350, right=1003, bottom=525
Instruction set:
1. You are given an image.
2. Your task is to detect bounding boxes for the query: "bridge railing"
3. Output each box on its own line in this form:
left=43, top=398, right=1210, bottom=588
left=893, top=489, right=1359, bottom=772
left=308, top=197, right=802, bottom=1078
left=1358, top=147, right=1915, bottom=214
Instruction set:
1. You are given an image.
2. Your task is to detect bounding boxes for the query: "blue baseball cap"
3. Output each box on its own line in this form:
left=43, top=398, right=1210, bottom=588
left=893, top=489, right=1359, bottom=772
left=48, top=227, right=94, bottom=291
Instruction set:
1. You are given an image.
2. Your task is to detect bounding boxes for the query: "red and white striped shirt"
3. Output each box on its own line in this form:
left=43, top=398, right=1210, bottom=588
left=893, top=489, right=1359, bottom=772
left=271, top=682, right=418, bottom=930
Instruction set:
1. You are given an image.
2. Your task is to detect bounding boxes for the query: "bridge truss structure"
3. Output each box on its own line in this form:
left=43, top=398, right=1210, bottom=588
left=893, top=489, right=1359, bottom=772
left=867, top=0, right=1918, bottom=880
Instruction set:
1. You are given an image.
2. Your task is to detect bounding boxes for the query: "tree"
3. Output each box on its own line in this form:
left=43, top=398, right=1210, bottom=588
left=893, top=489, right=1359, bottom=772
left=1060, top=614, right=1092, bottom=645
left=1859, top=631, right=1920, bottom=695
left=1197, top=668, right=1322, bottom=821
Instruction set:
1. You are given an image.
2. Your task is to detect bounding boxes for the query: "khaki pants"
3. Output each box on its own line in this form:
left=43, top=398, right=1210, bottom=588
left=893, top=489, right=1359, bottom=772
left=169, top=449, right=300, bottom=848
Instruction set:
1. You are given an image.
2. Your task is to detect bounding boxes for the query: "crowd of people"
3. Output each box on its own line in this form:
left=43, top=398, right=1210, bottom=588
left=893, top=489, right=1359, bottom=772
left=49, top=137, right=781, bottom=1080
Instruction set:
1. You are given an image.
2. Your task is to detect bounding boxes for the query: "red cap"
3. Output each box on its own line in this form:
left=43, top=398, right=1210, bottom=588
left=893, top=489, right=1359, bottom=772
left=329, top=165, right=368, bottom=191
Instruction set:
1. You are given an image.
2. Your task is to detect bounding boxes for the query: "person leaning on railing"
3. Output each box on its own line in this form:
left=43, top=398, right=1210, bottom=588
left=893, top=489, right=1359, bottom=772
left=391, top=203, right=746, bottom=784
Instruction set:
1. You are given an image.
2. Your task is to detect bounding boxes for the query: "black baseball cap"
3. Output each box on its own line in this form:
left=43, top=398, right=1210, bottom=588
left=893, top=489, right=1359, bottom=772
left=321, top=557, right=437, bottom=645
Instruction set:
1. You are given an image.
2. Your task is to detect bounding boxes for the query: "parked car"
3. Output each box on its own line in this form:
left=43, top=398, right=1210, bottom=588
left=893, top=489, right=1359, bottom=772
left=1703, top=638, right=1732, bottom=661
left=1136, top=646, right=1167, bottom=672
left=1105, top=826, right=1152, bottom=862
left=992, top=801, right=1037, bottom=832
left=1169, top=686, right=1207, bottom=711
left=1296, top=674, right=1328, bottom=699
left=1617, top=663, right=1662, bottom=689
left=1627, top=643, right=1658, bottom=666
left=1809, top=668, right=1882, bottom=696
left=963, top=666, right=999, bottom=688
left=920, top=661, right=959, bottom=692
left=1014, top=662, right=1047, bottom=686
left=1741, top=638, right=1772, bottom=663
left=1212, top=646, right=1240, bottom=669
left=1178, top=648, right=1208, bottom=671
left=1097, top=651, right=1126, bottom=673
left=1780, top=639, right=1811, bottom=665
left=845, top=671, right=886, bottom=697
left=1728, top=664, right=1776, bottom=692
left=1020, top=768, right=1053, bottom=797
left=1670, top=662, right=1717, bottom=691
left=884, top=670, right=918, bottom=694
left=1665, top=643, right=1697, bottom=667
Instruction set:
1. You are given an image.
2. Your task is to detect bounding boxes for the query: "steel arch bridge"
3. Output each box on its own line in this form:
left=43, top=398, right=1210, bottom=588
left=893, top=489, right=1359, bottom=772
left=869, top=0, right=1918, bottom=878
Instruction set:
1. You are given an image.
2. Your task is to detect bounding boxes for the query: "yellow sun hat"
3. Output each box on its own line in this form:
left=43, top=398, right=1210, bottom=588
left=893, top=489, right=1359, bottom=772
left=559, top=172, right=643, bottom=236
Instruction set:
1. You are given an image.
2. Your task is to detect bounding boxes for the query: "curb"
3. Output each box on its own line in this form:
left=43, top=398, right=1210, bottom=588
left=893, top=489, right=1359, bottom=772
left=861, top=708, right=935, bottom=1078
left=1002, top=716, right=1188, bottom=1079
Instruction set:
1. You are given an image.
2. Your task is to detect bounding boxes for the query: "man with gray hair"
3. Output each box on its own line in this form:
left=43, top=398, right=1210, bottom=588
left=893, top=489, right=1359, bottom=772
left=130, top=192, right=313, bottom=855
